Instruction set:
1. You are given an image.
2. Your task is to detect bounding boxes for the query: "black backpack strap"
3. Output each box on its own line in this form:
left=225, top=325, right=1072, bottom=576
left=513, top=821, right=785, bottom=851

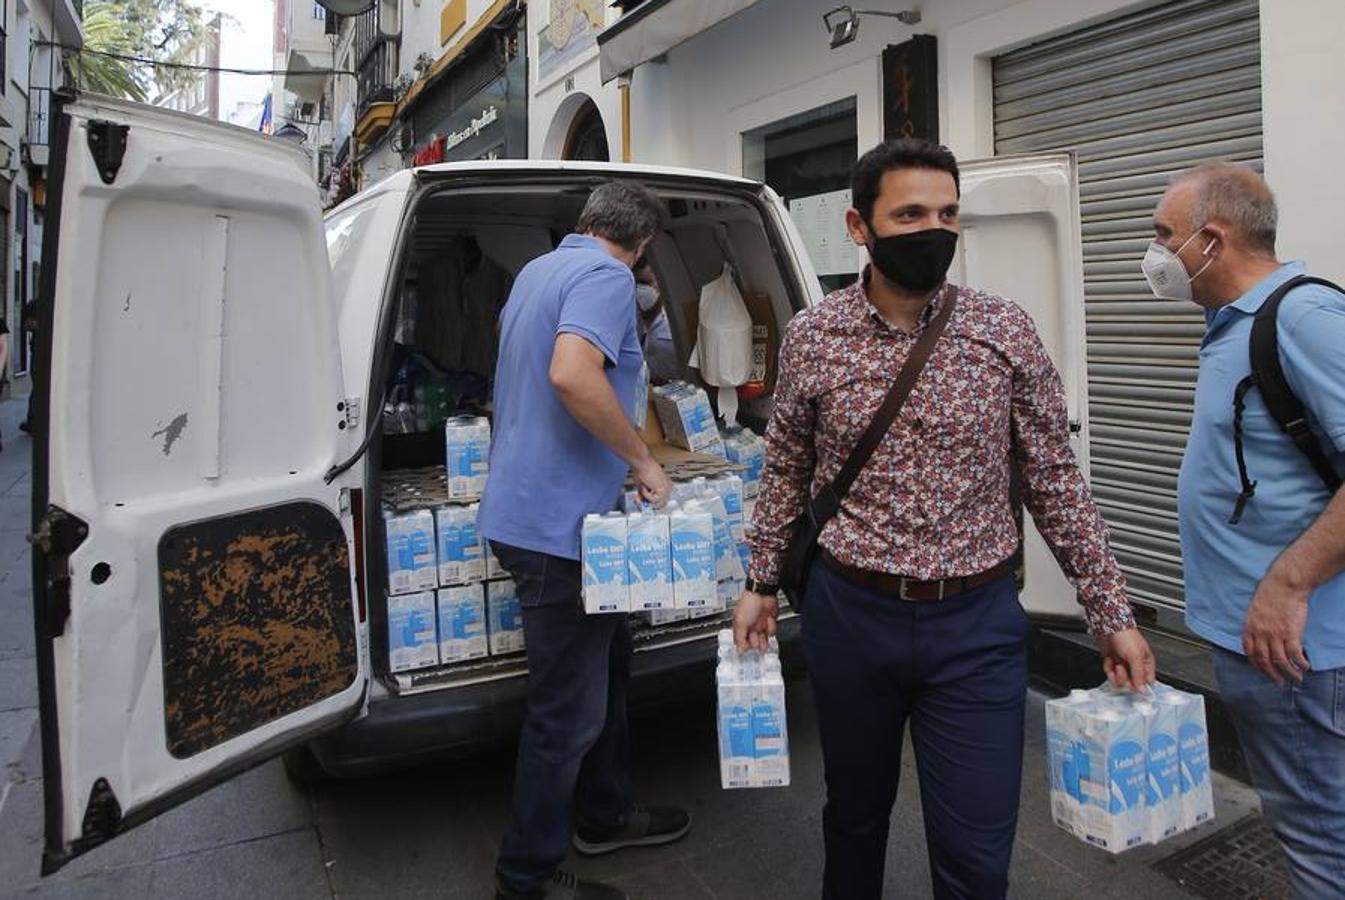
left=1235, top=275, right=1344, bottom=520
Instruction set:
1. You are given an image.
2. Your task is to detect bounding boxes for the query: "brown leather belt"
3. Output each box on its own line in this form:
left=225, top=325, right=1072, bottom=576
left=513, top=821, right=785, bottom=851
left=819, top=548, right=1016, bottom=601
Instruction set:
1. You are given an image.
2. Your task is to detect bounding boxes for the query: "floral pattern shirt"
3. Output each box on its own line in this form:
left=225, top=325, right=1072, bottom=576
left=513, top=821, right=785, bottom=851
left=747, top=276, right=1135, bottom=637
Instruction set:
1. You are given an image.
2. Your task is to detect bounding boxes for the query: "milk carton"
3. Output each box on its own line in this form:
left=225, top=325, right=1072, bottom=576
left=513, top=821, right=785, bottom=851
left=698, top=493, right=745, bottom=582
left=717, top=577, right=743, bottom=612
left=444, top=415, right=491, bottom=499
left=707, top=475, right=746, bottom=542
left=723, top=427, right=766, bottom=497
left=669, top=502, right=717, bottom=609
left=486, top=579, right=525, bottom=655
left=436, top=585, right=488, bottom=663
left=435, top=504, right=484, bottom=586
left=626, top=512, right=673, bottom=611
left=716, top=632, right=791, bottom=789
left=1164, top=691, right=1215, bottom=831
left=752, top=656, right=791, bottom=787
left=1045, top=689, right=1095, bottom=838
left=386, top=590, right=438, bottom=672
left=1137, top=699, right=1184, bottom=843
left=1076, top=704, right=1150, bottom=853
left=385, top=509, right=438, bottom=595
left=582, top=513, right=630, bottom=614
left=652, top=382, right=720, bottom=452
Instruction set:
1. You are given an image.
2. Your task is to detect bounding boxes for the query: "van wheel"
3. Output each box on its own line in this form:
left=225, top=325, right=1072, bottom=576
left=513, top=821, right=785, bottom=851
left=282, top=744, right=331, bottom=785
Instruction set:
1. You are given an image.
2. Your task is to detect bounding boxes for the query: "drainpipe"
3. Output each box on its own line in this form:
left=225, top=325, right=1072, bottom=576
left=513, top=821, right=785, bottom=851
left=618, top=73, right=632, bottom=163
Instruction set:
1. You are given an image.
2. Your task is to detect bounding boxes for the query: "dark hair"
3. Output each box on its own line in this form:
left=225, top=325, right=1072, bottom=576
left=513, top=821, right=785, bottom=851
left=575, top=180, right=668, bottom=251
left=851, top=138, right=961, bottom=223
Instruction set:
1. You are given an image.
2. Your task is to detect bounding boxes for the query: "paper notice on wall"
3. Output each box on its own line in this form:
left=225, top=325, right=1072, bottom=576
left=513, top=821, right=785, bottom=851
left=789, top=190, right=862, bottom=277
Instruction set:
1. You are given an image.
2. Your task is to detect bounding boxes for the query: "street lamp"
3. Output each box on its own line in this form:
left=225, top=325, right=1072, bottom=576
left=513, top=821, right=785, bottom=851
left=823, top=6, right=922, bottom=49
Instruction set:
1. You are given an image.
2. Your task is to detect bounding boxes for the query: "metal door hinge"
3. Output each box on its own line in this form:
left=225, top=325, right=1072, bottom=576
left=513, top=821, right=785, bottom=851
left=87, top=120, right=129, bottom=185
left=28, top=506, right=90, bottom=638
left=339, top=398, right=361, bottom=430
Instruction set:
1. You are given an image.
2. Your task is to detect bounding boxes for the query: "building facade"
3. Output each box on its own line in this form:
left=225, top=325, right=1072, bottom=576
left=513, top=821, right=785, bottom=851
left=152, top=13, right=221, bottom=120
left=527, top=0, right=1344, bottom=636
left=0, top=0, right=81, bottom=381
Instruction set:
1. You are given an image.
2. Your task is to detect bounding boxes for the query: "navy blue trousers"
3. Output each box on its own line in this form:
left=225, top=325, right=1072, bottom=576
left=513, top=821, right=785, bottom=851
left=804, top=558, right=1029, bottom=900
left=492, top=542, right=633, bottom=892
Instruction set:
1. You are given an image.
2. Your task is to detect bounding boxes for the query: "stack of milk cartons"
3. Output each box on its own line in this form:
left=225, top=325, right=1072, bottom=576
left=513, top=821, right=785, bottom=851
left=716, top=631, right=790, bottom=789
left=721, top=426, right=767, bottom=498
left=444, top=415, right=491, bottom=500
left=1045, top=683, right=1214, bottom=853
left=652, top=382, right=725, bottom=458
left=385, top=509, right=440, bottom=673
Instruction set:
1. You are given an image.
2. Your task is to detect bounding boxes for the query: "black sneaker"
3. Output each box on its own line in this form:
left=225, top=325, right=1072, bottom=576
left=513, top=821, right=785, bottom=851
left=495, top=869, right=627, bottom=900
left=572, top=804, right=691, bottom=856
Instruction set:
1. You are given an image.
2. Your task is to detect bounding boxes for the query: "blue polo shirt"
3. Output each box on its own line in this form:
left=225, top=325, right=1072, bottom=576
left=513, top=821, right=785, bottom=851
left=1179, top=261, right=1345, bottom=668
left=478, top=235, right=642, bottom=560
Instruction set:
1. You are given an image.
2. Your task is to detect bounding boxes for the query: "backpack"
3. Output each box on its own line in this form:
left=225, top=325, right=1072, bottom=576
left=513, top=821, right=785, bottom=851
left=1229, top=275, right=1344, bottom=524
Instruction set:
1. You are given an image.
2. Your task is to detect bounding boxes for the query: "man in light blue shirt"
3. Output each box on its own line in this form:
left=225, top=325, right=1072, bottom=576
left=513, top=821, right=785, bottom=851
left=479, top=182, right=688, bottom=900
left=1146, top=163, right=1345, bottom=899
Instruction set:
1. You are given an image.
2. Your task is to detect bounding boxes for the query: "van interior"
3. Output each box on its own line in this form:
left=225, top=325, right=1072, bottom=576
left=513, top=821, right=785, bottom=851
left=368, top=180, right=807, bottom=692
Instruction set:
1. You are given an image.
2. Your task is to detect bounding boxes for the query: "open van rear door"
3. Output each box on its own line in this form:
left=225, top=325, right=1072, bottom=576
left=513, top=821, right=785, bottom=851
left=953, top=153, right=1090, bottom=627
left=30, top=95, right=366, bottom=873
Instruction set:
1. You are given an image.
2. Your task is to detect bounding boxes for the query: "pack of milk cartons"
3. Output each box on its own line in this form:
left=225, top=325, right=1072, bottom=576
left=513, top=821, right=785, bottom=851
left=722, top=427, right=766, bottom=498
left=435, top=504, right=485, bottom=586
left=486, top=578, right=525, bottom=655
left=582, top=512, right=631, bottom=614
left=626, top=511, right=673, bottom=612
left=716, top=631, right=790, bottom=789
left=652, top=382, right=723, bottom=454
left=669, top=501, right=718, bottom=610
left=1045, top=683, right=1213, bottom=853
left=444, top=415, right=491, bottom=500
left=385, top=509, right=438, bottom=595
left=387, top=590, right=439, bottom=672
left=437, top=585, right=488, bottom=663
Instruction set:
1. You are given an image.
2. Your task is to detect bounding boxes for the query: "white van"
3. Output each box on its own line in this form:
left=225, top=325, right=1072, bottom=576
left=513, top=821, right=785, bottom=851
left=29, top=94, right=1090, bottom=873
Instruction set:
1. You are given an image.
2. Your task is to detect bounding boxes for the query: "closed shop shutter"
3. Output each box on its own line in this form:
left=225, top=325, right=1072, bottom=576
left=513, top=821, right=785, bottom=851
left=991, top=0, right=1262, bottom=613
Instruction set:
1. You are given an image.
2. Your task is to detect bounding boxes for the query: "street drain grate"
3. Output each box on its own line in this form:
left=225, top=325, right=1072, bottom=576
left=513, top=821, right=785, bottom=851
left=1153, top=814, right=1289, bottom=900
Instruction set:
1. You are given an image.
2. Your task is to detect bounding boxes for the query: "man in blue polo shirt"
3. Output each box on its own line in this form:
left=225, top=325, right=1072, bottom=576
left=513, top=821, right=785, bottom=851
left=1146, top=163, right=1345, bottom=899
left=479, top=181, right=688, bottom=900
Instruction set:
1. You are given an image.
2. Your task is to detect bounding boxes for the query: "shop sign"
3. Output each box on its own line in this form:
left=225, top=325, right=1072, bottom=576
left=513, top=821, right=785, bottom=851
left=883, top=35, right=939, bottom=142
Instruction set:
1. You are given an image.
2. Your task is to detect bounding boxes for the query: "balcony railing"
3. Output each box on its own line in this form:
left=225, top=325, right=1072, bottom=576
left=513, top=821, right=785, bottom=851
left=356, top=39, right=397, bottom=116
left=28, top=86, right=52, bottom=149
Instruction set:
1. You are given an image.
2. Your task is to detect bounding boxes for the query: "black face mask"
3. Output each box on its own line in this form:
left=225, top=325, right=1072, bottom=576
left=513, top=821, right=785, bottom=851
left=866, top=226, right=959, bottom=293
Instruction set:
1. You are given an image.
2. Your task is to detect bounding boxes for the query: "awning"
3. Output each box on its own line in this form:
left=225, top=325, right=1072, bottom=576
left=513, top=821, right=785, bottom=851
left=596, top=0, right=762, bottom=84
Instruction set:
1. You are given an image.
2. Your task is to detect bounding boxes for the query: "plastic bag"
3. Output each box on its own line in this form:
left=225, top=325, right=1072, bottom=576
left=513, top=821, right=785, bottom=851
left=690, top=265, right=754, bottom=425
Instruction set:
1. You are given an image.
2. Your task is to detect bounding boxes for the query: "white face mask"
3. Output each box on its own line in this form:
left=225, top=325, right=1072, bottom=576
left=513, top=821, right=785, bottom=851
left=635, top=283, right=660, bottom=313
left=1141, top=227, right=1217, bottom=302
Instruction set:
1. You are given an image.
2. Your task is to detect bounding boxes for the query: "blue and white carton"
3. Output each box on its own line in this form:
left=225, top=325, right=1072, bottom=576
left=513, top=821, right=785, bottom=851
left=444, top=416, right=491, bottom=500
left=385, top=509, right=438, bottom=595
left=652, top=382, right=720, bottom=452
left=480, top=535, right=507, bottom=580
left=436, top=585, right=488, bottom=663
left=626, top=512, right=673, bottom=611
left=706, top=475, right=746, bottom=542
left=387, top=590, right=439, bottom=672
left=1046, top=689, right=1095, bottom=838
left=670, top=502, right=717, bottom=609
left=582, top=513, right=630, bottom=614
left=716, top=631, right=791, bottom=789
left=486, top=579, right=525, bottom=655
left=698, top=493, right=745, bottom=583
left=1137, top=699, right=1184, bottom=843
left=723, top=428, right=766, bottom=497
left=1164, top=691, right=1216, bottom=831
left=435, top=504, right=484, bottom=586
left=1078, top=705, right=1149, bottom=852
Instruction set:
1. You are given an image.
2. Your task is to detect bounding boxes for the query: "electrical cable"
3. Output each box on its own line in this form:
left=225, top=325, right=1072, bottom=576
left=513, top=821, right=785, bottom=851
left=34, top=40, right=357, bottom=77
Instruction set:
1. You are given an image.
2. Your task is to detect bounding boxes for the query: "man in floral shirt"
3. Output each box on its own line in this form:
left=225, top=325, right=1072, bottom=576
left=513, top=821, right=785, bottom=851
left=733, top=139, right=1156, bottom=900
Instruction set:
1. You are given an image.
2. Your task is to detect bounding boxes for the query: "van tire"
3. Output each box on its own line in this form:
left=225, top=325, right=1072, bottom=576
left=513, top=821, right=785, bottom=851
left=281, top=744, right=331, bottom=785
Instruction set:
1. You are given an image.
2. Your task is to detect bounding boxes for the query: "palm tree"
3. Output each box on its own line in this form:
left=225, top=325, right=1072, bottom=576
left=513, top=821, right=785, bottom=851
left=76, top=1, right=148, bottom=101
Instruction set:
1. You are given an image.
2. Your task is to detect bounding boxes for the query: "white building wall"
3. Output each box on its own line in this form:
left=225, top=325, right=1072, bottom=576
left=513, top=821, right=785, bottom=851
left=399, top=0, right=506, bottom=83
left=532, top=0, right=1344, bottom=283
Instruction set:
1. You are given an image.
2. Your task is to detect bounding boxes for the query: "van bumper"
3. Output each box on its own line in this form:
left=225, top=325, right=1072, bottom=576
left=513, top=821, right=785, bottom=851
left=309, top=615, right=802, bottom=778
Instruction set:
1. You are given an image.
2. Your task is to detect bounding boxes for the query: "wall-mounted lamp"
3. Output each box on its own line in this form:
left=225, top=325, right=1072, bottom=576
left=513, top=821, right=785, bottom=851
left=823, top=6, right=921, bottom=49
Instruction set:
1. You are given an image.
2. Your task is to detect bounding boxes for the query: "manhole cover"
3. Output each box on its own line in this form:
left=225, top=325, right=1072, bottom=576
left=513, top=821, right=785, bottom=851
left=1154, top=814, right=1289, bottom=900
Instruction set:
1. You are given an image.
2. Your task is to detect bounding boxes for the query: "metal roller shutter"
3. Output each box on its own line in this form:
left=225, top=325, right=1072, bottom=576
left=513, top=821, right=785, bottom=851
left=991, top=0, right=1262, bottom=614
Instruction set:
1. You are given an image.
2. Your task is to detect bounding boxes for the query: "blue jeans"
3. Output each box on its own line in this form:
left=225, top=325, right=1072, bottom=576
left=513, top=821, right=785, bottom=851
left=492, top=542, right=633, bottom=892
left=804, top=558, right=1029, bottom=900
left=1212, top=647, right=1345, bottom=900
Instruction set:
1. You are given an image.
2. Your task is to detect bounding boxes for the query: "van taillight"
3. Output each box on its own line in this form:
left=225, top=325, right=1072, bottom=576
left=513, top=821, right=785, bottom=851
left=351, top=488, right=367, bottom=622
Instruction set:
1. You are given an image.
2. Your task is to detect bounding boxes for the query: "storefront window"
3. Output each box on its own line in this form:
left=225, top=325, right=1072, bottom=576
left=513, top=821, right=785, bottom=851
left=743, top=98, right=859, bottom=293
